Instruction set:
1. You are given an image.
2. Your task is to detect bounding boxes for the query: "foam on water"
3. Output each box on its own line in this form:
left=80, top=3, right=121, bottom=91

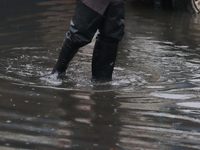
left=40, top=73, right=63, bottom=86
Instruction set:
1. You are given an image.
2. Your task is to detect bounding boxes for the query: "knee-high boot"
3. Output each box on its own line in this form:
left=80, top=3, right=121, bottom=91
left=92, top=37, right=119, bottom=81
left=52, top=34, right=80, bottom=76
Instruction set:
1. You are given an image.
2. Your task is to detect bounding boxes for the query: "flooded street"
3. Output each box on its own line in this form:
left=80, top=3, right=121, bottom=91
left=1, top=0, right=200, bottom=149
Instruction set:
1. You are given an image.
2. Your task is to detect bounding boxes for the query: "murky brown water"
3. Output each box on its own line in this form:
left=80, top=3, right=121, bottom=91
left=1, top=0, right=200, bottom=149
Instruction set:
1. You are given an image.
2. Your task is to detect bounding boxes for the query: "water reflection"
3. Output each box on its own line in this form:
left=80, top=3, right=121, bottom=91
left=59, top=91, right=121, bottom=149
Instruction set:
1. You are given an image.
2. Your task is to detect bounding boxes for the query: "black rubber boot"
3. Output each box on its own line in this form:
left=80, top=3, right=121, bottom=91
left=92, top=37, right=119, bottom=81
left=52, top=36, right=80, bottom=77
left=91, top=0, right=125, bottom=81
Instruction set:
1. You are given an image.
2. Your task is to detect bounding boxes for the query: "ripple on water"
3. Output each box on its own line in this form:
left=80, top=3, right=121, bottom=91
left=177, top=102, right=200, bottom=108
left=150, top=92, right=197, bottom=100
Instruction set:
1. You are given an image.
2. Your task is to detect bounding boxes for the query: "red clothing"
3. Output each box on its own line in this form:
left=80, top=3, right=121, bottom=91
left=81, top=0, right=124, bottom=15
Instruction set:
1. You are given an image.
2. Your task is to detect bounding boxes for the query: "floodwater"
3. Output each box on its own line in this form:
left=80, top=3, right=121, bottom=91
left=1, top=0, right=200, bottom=149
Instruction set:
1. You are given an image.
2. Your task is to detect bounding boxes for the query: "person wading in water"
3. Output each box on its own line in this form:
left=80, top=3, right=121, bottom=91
left=52, top=0, right=125, bottom=81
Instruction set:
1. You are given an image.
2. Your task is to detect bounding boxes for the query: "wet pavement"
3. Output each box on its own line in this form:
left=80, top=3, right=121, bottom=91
left=1, top=0, right=200, bottom=149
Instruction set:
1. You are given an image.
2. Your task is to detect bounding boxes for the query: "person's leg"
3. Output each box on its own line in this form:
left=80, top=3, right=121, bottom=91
left=52, top=0, right=104, bottom=76
left=92, top=0, right=125, bottom=81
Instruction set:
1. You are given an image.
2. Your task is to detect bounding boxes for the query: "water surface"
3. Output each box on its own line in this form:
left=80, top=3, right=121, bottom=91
left=1, top=0, right=200, bottom=149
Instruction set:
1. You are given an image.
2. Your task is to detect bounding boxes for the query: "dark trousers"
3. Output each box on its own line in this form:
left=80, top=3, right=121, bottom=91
left=67, top=0, right=125, bottom=47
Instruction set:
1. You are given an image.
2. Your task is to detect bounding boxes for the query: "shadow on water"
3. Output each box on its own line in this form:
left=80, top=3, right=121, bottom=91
left=1, top=0, right=200, bottom=149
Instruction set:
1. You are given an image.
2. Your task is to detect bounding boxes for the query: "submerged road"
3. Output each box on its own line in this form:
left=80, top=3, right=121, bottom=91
left=0, top=0, right=200, bottom=149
